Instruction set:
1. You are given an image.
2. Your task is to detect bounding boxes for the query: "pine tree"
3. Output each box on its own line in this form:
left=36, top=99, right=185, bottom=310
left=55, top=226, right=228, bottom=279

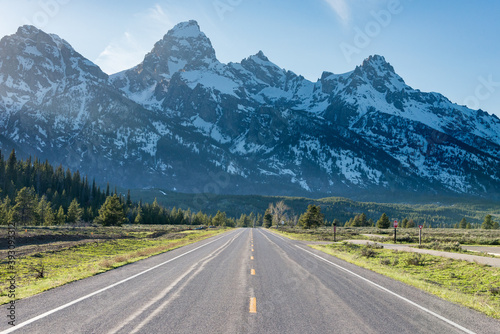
left=256, top=213, right=263, bottom=227
left=36, top=195, right=51, bottom=226
left=126, top=190, right=132, bottom=209
left=56, top=206, right=66, bottom=225
left=459, top=218, right=467, bottom=229
left=134, top=205, right=143, bottom=224
left=212, top=210, right=227, bottom=227
left=67, top=199, right=83, bottom=223
left=0, top=196, right=12, bottom=225
left=299, top=205, right=324, bottom=229
left=263, top=209, right=273, bottom=228
left=376, top=213, right=390, bottom=229
left=43, top=206, right=56, bottom=226
left=482, top=215, right=494, bottom=229
left=97, top=195, right=126, bottom=226
left=12, top=187, right=37, bottom=225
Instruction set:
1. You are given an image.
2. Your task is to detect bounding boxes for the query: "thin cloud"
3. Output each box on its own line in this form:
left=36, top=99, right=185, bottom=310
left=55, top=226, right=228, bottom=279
left=95, top=32, right=145, bottom=74
left=94, top=4, right=175, bottom=75
left=323, top=0, right=350, bottom=23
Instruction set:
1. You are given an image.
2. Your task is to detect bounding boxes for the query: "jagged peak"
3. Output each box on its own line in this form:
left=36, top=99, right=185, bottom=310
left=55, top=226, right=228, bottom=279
left=360, top=54, right=396, bottom=74
left=16, top=25, right=41, bottom=36
left=245, top=51, right=278, bottom=67
left=168, top=20, right=204, bottom=39
left=13, top=25, right=71, bottom=50
left=254, top=50, right=269, bottom=61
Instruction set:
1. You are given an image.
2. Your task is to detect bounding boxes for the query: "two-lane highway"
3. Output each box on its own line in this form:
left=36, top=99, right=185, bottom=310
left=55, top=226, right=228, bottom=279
left=2, top=228, right=499, bottom=333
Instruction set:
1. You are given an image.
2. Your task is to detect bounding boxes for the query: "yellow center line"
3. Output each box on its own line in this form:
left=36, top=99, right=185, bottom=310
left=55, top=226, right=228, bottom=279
left=251, top=248, right=254, bottom=252
left=251, top=269, right=255, bottom=275
left=251, top=256, right=254, bottom=260
left=249, top=297, right=257, bottom=313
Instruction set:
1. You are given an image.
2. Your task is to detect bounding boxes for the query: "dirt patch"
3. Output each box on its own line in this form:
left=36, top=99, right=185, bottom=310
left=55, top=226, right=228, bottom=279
left=0, top=239, right=104, bottom=260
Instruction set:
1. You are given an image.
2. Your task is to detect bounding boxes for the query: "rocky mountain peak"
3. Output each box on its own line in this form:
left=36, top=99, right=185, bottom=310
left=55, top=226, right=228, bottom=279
left=349, top=54, right=405, bottom=93
left=146, top=20, right=216, bottom=73
left=361, top=55, right=394, bottom=73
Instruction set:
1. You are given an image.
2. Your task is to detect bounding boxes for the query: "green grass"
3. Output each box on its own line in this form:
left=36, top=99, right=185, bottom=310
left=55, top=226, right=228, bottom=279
left=270, top=226, right=367, bottom=242
left=311, top=243, right=500, bottom=319
left=0, top=227, right=229, bottom=305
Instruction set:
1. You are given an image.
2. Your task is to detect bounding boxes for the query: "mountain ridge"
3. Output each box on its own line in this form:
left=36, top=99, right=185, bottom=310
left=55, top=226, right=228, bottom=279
left=1, top=21, right=500, bottom=200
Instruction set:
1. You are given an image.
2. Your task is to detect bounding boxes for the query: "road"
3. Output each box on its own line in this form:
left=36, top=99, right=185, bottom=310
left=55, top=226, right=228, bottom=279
left=2, top=228, right=499, bottom=334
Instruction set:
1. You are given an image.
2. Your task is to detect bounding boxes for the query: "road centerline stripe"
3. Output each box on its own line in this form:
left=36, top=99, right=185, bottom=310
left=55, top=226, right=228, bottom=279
left=251, top=269, right=255, bottom=275
left=296, top=245, right=476, bottom=334
left=249, top=297, right=257, bottom=313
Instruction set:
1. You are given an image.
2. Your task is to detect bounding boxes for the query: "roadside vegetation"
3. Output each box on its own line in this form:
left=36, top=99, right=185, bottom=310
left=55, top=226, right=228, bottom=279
left=311, top=242, right=500, bottom=319
left=0, top=225, right=228, bottom=304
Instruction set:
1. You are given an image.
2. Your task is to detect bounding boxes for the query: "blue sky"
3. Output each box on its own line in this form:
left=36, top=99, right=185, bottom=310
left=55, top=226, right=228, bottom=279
left=0, top=0, right=499, bottom=116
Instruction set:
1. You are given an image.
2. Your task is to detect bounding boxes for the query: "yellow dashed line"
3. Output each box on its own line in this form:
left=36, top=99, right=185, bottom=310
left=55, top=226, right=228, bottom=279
left=251, top=269, right=255, bottom=275
left=249, top=298, right=257, bottom=313
left=251, top=256, right=254, bottom=260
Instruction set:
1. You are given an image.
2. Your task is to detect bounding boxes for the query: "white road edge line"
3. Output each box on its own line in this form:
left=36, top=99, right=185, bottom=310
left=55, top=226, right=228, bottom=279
left=0, top=230, right=238, bottom=334
left=296, top=246, right=476, bottom=334
left=263, top=229, right=285, bottom=241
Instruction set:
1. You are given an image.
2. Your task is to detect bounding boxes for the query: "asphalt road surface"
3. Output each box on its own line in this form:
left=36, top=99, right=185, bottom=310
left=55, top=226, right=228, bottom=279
left=2, top=228, right=499, bottom=334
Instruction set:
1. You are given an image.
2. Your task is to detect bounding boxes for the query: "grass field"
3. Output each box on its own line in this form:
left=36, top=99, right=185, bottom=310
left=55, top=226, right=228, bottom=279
left=0, top=225, right=229, bottom=305
left=275, top=226, right=500, bottom=246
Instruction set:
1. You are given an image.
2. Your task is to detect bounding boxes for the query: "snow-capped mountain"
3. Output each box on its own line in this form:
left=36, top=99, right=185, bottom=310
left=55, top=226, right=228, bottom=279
left=1, top=21, right=500, bottom=199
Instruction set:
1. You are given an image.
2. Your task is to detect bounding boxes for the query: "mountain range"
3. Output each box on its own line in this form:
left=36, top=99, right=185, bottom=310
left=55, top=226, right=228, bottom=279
left=1, top=20, right=500, bottom=201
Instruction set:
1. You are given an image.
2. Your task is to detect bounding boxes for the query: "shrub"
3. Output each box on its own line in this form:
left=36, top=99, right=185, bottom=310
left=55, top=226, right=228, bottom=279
left=404, top=253, right=426, bottom=266
left=361, top=246, right=376, bottom=258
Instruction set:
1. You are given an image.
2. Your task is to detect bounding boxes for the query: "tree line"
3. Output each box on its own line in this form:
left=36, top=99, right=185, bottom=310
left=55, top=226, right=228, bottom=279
left=0, top=150, right=232, bottom=227
left=260, top=200, right=499, bottom=230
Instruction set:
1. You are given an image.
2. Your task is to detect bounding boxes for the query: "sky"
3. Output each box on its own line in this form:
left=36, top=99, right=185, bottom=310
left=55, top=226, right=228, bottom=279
left=0, top=0, right=499, bottom=116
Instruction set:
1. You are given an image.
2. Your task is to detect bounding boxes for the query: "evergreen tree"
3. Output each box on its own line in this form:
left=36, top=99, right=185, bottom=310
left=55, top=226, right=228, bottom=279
left=263, top=209, right=273, bottom=228
left=97, top=195, right=126, bottom=226
left=299, top=205, right=324, bottom=229
left=67, top=199, right=83, bottom=223
left=351, top=213, right=368, bottom=227
left=36, top=195, right=51, bottom=226
left=126, top=190, right=132, bottom=209
left=56, top=206, right=66, bottom=225
left=212, top=210, right=227, bottom=227
left=256, top=213, right=263, bottom=227
left=12, top=187, right=37, bottom=225
left=237, top=214, right=251, bottom=227
left=43, top=206, right=56, bottom=226
left=134, top=205, right=143, bottom=224
left=376, top=213, right=391, bottom=229
left=0, top=196, right=12, bottom=225
left=482, top=215, right=494, bottom=229
left=459, top=218, right=467, bottom=229
left=402, top=218, right=409, bottom=228
left=6, top=150, right=17, bottom=186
